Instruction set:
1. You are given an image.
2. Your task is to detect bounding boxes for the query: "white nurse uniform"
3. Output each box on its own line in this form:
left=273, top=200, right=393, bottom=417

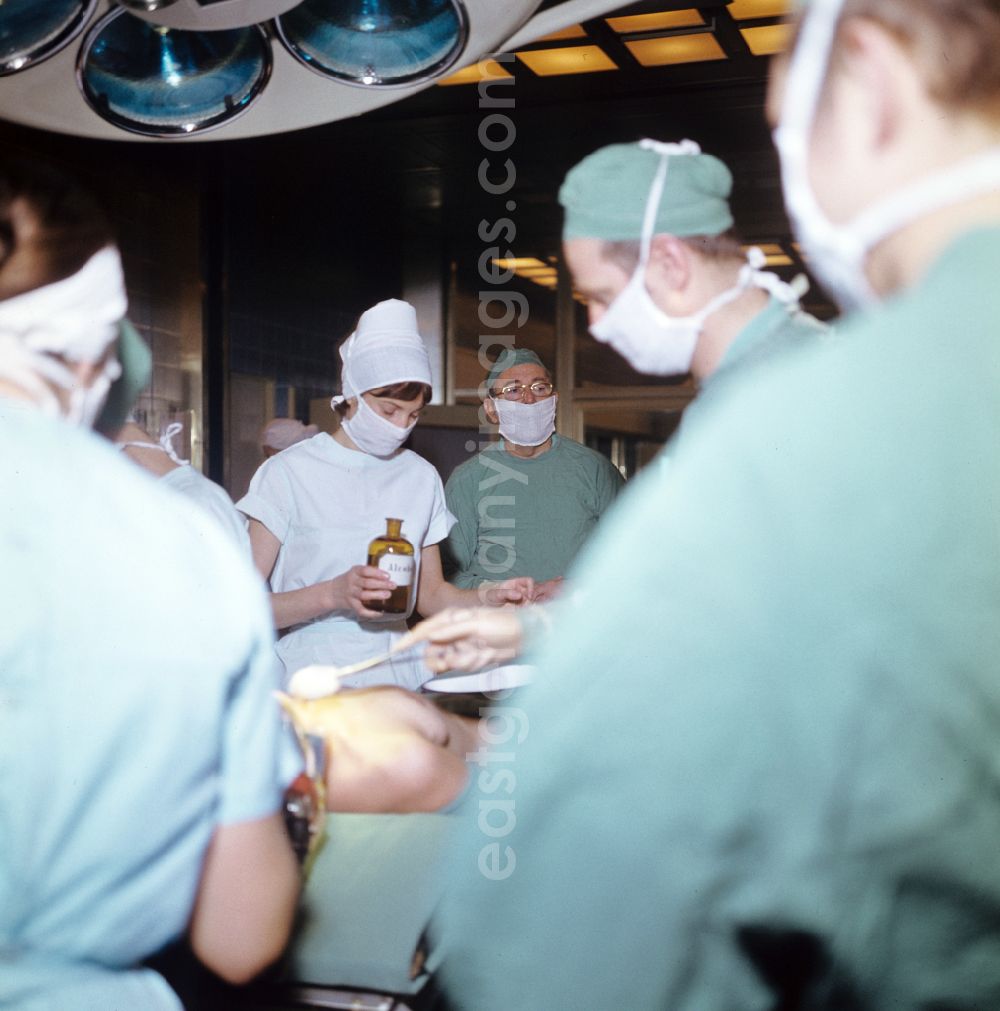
left=238, top=432, right=454, bottom=689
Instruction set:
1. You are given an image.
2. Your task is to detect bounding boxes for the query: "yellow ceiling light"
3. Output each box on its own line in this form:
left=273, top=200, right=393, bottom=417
left=491, top=257, right=559, bottom=290
left=517, top=45, right=617, bottom=76
left=438, top=58, right=513, bottom=86
left=535, top=24, right=588, bottom=41
left=625, top=33, right=726, bottom=67
left=606, top=10, right=704, bottom=33
left=740, top=23, right=791, bottom=55
left=745, top=243, right=793, bottom=267
left=493, top=257, right=549, bottom=271
left=728, top=0, right=791, bottom=18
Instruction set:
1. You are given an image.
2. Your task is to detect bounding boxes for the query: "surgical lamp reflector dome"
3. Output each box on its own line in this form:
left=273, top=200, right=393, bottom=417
left=276, top=0, right=468, bottom=88
left=0, top=0, right=96, bottom=76
left=78, top=9, right=271, bottom=137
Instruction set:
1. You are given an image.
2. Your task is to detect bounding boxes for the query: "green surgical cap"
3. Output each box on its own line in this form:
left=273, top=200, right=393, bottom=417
left=559, top=141, right=734, bottom=241
left=487, top=348, right=547, bottom=393
left=94, top=319, right=153, bottom=437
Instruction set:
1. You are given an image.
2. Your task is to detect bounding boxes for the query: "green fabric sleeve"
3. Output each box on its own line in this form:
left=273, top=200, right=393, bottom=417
left=434, top=230, right=1000, bottom=1009
left=442, top=464, right=480, bottom=589
left=595, top=456, right=625, bottom=516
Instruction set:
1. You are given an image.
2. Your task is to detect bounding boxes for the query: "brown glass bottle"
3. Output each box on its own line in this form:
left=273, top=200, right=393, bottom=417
left=366, top=518, right=415, bottom=614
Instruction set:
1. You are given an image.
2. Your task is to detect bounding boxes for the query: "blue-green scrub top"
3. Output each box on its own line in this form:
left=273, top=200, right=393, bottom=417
left=710, top=294, right=829, bottom=388
left=0, top=406, right=297, bottom=1010
left=633, top=295, right=829, bottom=492
left=443, top=434, right=624, bottom=586
left=434, top=227, right=1000, bottom=1008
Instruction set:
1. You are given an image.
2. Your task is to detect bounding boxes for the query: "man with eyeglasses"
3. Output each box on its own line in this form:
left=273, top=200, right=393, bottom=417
left=442, top=347, right=623, bottom=603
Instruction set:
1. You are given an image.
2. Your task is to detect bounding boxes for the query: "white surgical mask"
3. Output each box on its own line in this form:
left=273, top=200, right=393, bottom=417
left=341, top=395, right=415, bottom=458
left=590, top=140, right=802, bottom=376
left=493, top=395, right=557, bottom=448
left=774, top=0, right=1000, bottom=313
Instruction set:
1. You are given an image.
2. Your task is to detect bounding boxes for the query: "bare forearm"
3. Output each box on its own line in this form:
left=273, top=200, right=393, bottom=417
left=419, top=579, right=534, bottom=616
left=270, top=583, right=336, bottom=630
left=418, top=580, right=486, bottom=617
left=189, top=814, right=301, bottom=985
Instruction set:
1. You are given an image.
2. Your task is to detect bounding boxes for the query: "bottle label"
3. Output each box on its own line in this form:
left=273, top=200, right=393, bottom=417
left=378, top=554, right=415, bottom=587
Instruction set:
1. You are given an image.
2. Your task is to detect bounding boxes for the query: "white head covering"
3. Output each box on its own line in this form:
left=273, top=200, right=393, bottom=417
left=0, top=246, right=127, bottom=420
left=333, top=298, right=433, bottom=405
left=0, top=246, right=126, bottom=362
left=260, top=417, right=319, bottom=451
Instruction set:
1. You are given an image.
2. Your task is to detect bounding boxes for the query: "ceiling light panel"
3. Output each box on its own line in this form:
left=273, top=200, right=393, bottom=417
left=739, top=23, right=790, bottom=55
left=517, top=45, right=617, bottom=76
left=605, top=10, right=704, bottom=33
left=535, top=24, right=587, bottom=41
left=493, top=257, right=548, bottom=270
left=437, top=57, right=512, bottom=85
left=492, top=257, right=559, bottom=289
left=625, top=33, right=726, bottom=67
left=727, top=0, right=791, bottom=19
left=745, top=243, right=792, bottom=266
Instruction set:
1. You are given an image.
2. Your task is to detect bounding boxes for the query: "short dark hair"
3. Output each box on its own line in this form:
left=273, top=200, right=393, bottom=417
left=333, top=381, right=432, bottom=417
left=0, top=158, right=115, bottom=301
left=370, top=381, right=432, bottom=404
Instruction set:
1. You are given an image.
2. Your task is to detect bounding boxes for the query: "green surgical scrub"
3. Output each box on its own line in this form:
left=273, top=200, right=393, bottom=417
left=442, top=434, right=623, bottom=586
left=663, top=295, right=829, bottom=466
left=711, top=294, right=828, bottom=386
left=434, top=227, right=1000, bottom=1008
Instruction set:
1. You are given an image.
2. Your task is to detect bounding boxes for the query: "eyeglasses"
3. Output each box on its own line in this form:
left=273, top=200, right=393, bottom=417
left=491, top=381, right=555, bottom=402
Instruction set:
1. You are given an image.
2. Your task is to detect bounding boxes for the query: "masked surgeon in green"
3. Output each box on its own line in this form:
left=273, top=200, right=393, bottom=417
left=442, top=347, right=623, bottom=603
left=422, top=140, right=828, bottom=671
left=561, top=138, right=826, bottom=391
left=433, top=0, right=1000, bottom=1006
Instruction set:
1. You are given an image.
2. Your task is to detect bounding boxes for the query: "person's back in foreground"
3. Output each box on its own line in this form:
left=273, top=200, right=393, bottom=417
left=434, top=0, right=1000, bottom=1006
left=0, top=157, right=301, bottom=1009
left=0, top=159, right=476, bottom=1010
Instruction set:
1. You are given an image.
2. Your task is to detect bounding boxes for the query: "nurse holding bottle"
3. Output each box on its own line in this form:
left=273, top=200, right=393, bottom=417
left=239, top=298, right=532, bottom=689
